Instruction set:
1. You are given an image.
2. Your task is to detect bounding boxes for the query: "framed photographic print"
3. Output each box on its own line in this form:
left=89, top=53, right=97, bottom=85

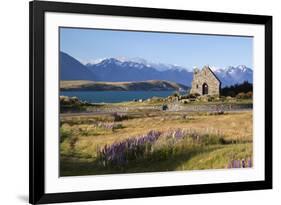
left=29, top=0, right=272, bottom=204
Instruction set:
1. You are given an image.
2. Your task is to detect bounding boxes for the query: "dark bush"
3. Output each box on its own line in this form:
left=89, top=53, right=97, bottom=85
left=112, top=113, right=128, bottom=122
left=162, top=104, right=168, bottom=111
left=221, top=81, right=253, bottom=97
left=187, top=93, right=200, bottom=99
left=173, top=92, right=180, bottom=97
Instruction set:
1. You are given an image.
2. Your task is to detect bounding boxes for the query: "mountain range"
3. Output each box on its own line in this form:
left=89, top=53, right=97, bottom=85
left=211, top=65, right=253, bottom=87
left=60, top=52, right=253, bottom=87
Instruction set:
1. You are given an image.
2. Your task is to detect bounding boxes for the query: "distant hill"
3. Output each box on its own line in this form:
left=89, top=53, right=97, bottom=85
left=60, top=80, right=189, bottom=91
left=60, top=52, right=95, bottom=80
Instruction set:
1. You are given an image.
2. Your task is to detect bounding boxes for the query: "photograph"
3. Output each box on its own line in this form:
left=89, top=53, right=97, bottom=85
left=59, top=27, right=254, bottom=176
left=28, top=1, right=273, bottom=203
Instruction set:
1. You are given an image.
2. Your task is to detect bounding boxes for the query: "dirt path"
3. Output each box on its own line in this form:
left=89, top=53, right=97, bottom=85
left=61, top=104, right=252, bottom=117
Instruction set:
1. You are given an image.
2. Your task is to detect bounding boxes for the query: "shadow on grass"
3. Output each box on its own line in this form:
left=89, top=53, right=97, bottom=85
left=60, top=145, right=224, bottom=177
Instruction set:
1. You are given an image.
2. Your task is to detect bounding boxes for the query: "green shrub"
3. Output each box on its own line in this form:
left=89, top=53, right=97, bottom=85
left=220, top=96, right=226, bottom=101
left=69, top=136, right=78, bottom=151
left=246, top=91, right=253, bottom=99
left=112, top=123, right=124, bottom=131
left=207, top=95, right=215, bottom=102
left=173, top=91, right=180, bottom=97
left=60, top=96, right=81, bottom=106
left=60, top=126, right=71, bottom=143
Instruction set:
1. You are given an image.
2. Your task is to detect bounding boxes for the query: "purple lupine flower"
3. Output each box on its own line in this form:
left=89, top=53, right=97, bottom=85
left=173, top=129, right=185, bottom=140
left=228, top=158, right=253, bottom=169
left=248, top=158, right=252, bottom=167
left=97, top=130, right=161, bottom=165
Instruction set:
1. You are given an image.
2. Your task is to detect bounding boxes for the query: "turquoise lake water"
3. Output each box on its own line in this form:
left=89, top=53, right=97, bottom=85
left=60, top=90, right=175, bottom=103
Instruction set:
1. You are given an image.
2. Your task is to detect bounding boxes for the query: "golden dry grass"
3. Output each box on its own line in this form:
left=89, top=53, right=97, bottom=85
left=60, top=111, right=252, bottom=160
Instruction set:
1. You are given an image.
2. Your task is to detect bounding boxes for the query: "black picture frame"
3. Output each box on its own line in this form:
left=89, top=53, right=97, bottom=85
left=29, top=0, right=272, bottom=204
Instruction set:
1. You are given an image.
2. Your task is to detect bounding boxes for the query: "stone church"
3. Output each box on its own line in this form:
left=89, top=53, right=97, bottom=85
left=190, top=65, right=221, bottom=96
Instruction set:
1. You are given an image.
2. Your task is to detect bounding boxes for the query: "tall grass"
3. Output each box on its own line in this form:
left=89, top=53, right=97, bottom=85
left=97, top=128, right=232, bottom=167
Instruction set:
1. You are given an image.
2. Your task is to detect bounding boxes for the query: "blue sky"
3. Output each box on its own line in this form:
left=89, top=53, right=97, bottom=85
left=60, top=27, right=253, bottom=70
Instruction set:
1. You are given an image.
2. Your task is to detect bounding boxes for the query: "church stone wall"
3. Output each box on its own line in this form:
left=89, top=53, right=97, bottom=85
left=190, top=66, right=221, bottom=96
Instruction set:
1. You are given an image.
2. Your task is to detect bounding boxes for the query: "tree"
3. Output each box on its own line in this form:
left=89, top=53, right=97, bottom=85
left=221, top=81, right=253, bottom=97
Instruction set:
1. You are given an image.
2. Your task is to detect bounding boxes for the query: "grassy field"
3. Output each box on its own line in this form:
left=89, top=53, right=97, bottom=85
left=60, top=105, right=253, bottom=176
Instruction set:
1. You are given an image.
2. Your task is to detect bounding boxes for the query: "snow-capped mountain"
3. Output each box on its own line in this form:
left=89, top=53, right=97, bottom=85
left=86, top=57, right=187, bottom=71
left=85, top=57, right=193, bottom=86
left=60, top=52, right=253, bottom=87
left=212, top=65, right=253, bottom=87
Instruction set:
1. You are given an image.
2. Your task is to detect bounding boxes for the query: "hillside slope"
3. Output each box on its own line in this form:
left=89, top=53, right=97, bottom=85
left=60, top=52, right=96, bottom=80
left=60, top=80, right=189, bottom=91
